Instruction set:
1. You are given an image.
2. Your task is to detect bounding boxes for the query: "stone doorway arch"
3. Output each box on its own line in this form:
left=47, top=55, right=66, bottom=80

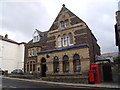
left=41, top=57, right=46, bottom=77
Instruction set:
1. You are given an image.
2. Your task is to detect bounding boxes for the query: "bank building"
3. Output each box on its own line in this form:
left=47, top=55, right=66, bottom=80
left=24, top=4, right=100, bottom=82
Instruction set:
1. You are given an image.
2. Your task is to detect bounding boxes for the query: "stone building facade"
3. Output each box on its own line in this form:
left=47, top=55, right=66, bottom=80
left=24, top=5, right=100, bottom=78
left=115, top=10, right=120, bottom=54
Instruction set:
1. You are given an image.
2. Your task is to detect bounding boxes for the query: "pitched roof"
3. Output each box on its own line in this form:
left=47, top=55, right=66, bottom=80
left=0, top=34, right=25, bottom=45
left=49, top=4, right=84, bottom=31
left=28, top=29, right=48, bottom=44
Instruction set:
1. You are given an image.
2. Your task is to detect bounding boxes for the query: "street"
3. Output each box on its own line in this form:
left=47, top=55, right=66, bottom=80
left=1, top=78, right=118, bottom=90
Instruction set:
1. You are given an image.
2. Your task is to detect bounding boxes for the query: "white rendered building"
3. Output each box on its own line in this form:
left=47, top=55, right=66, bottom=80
left=0, top=34, right=25, bottom=73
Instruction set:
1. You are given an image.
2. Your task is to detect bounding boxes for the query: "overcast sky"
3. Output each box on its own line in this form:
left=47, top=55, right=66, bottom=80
left=0, top=0, right=119, bottom=54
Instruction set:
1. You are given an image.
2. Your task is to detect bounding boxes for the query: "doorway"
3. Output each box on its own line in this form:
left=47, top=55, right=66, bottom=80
left=103, top=64, right=112, bottom=82
left=41, top=58, right=46, bottom=77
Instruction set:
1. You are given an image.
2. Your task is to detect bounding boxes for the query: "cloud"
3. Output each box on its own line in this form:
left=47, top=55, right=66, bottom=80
left=0, top=0, right=119, bottom=53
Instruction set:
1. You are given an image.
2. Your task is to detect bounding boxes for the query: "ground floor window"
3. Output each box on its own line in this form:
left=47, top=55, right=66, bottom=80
left=53, top=56, right=59, bottom=73
left=26, top=61, right=36, bottom=73
left=63, top=55, right=69, bottom=73
left=73, top=54, right=81, bottom=72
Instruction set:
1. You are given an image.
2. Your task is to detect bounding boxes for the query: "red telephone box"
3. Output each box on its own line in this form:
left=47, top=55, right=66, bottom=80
left=88, top=70, right=95, bottom=83
left=90, top=63, right=100, bottom=83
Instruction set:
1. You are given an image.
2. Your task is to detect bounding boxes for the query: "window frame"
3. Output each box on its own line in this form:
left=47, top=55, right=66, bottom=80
left=63, top=34, right=68, bottom=46
left=68, top=33, right=73, bottom=45
left=58, top=36, right=62, bottom=47
left=73, top=54, right=81, bottom=73
left=53, top=56, right=59, bottom=73
left=63, top=55, right=69, bottom=73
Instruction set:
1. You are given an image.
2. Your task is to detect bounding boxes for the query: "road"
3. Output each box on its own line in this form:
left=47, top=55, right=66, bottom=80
left=1, top=78, right=118, bottom=89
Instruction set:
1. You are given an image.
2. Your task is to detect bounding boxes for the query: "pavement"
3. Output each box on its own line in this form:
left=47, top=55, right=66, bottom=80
left=2, top=76, right=120, bottom=89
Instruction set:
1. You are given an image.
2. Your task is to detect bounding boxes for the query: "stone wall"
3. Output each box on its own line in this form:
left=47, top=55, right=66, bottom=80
left=37, top=47, right=90, bottom=76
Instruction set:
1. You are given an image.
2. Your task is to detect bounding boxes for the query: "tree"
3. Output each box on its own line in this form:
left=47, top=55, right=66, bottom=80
left=114, top=56, right=120, bottom=64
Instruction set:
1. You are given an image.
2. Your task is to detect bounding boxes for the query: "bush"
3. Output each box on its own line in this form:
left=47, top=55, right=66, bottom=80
left=114, top=56, right=120, bottom=64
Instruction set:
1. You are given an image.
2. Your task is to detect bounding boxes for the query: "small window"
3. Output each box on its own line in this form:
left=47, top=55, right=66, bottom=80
left=34, top=36, right=36, bottom=42
left=38, top=67, right=40, bottom=71
left=60, top=20, right=69, bottom=29
left=65, top=19, right=69, bottom=27
left=33, top=36, right=40, bottom=42
left=60, top=21, right=65, bottom=28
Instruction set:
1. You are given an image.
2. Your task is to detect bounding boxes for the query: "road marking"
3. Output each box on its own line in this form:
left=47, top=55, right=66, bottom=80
left=10, top=86, right=17, bottom=88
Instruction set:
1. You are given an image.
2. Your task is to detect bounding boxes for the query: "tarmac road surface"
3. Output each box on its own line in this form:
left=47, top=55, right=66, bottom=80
left=1, top=78, right=118, bottom=90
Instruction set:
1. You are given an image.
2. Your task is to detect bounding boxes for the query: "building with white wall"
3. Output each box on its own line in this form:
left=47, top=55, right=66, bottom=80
left=0, top=34, right=25, bottom=73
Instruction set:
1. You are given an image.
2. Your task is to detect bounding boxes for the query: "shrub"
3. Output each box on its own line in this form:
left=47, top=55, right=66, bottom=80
left=114, top=56, right=120, bottom=64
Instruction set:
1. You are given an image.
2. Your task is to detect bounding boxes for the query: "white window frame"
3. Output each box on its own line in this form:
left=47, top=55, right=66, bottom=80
left=68, top=33, right=73, bottom=46
left=63, top=35, right=68, bottom=46
left=58, top=36, right=62, bottom=47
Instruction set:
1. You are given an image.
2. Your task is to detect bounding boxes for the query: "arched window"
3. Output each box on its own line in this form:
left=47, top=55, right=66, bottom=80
left=53, top=56, right=59, bottom=73
left=73, top=54, right=81, bottom=72
left=68, top=33, right=73, bottom=45
left=63, top=55, right=69, bottom=72
left=58, top=36, right=62, bottom=47
left=63, top=34, right=68, bottom=46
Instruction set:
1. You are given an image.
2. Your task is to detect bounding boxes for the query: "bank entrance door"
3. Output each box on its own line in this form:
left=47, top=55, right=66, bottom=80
left=41, top=58, right=46, bottom=77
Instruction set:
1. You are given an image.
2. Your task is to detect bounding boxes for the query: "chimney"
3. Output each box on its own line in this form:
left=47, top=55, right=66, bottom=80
left=5, top=34, right=8, bottom=39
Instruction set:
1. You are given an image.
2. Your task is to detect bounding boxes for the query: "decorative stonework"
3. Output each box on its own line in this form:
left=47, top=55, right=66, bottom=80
left=24, top=5, right=100, bottom=78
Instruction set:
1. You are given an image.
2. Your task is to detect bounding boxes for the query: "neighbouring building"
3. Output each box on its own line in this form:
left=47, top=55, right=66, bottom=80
left=0, top=34, right=25, bottom=73
left=24, top=5, right=100, bottom=79
left=95, top=52, right=119, bottom=63
left=115, top=1, right=120, bottom=54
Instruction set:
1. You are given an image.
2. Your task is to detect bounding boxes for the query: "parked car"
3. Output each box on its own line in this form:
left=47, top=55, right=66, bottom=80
left=11, top=69, right=23, bottom=74
left=0, top=70, right=4, bottom=75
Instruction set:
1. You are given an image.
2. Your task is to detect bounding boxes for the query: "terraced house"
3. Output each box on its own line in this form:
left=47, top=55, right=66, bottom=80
left=24, top=5, right=100, bottom=80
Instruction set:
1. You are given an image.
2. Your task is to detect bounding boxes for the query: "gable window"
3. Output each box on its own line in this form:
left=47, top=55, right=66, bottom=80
left=33, top=36, right=40, bottom=42
left=60, top=19, right=69, bottom=29
left=65, top=19, right=69, bottom=27
left=68, top=33, right=73, bottom=45
left=60, top=21, right=65, bottom=28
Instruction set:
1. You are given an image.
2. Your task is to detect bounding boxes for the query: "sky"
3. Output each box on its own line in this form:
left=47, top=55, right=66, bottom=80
left=0, top=0, right=119, bottom=54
